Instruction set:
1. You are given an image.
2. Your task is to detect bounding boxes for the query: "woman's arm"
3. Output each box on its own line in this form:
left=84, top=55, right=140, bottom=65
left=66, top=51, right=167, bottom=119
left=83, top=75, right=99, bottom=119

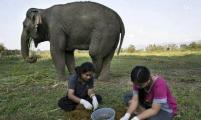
left=68, top=89, right=81, bottom=103
left=137, top=103, right=161, bottom=120
left=120, top=95, right=139, bottom=120
left=127, top=95, right=139, bottom=114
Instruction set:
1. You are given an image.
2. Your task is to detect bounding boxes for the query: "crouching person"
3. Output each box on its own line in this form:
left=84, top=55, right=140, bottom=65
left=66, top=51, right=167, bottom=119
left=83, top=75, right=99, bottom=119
left=120, top=66, right=177, bottom=120
left=58, top=62, right=102, bottom=111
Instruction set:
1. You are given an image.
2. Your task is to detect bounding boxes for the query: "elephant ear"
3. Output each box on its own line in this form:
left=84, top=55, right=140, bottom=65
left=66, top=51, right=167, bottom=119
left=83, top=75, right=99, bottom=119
left=35, top=14, right=42, bottom=26
left=26, top=8, right=42, bottom=31
left=34, top=14, right=42, bottom=32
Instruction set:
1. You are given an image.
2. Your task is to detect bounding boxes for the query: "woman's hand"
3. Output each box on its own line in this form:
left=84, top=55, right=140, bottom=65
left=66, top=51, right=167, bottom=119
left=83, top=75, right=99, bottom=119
left=120, top=113, right=131, bottom=120
left=131, top=116, right=140, bottom=120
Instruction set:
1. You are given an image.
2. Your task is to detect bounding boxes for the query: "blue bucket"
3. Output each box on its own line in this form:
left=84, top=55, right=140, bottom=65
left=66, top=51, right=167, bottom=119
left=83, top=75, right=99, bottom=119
left=91, top=108, right=115, bottom=120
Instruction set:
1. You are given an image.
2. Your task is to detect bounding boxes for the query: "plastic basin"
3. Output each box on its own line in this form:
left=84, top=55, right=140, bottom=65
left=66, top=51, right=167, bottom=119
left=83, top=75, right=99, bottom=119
left=91, top=108, right=115, bottom=120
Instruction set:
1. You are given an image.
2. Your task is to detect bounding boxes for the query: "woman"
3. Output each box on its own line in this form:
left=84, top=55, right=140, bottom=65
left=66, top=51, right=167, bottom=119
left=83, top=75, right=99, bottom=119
left=120, top=66, right=177, bottom=120
left=58, top=62, right=102, bottom=111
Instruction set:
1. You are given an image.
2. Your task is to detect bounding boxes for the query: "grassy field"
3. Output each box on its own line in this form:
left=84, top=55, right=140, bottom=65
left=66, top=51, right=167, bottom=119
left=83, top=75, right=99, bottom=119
left=0, top=50, right=201, bottom=120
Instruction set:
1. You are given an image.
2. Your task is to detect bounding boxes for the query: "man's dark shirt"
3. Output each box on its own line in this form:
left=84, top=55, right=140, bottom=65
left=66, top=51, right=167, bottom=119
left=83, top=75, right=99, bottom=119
left=68, top=73, right=94, bottom=98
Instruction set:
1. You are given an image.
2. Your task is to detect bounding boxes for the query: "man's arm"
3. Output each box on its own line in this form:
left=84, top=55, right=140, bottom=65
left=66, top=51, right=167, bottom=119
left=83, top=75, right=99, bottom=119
left=88, top=88, right=95, bottom=97
left=68, top=89, right=81, bottom=103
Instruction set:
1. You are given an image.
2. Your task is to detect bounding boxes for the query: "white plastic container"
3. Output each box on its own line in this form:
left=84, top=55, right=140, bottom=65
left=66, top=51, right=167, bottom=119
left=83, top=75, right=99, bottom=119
left=91, top=108, right=115, bottom=120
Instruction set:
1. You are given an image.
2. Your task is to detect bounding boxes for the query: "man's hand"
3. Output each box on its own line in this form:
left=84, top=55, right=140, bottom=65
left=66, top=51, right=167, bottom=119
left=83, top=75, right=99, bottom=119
left=80, top=99, right=93, bottom=110
left=92, top=96, right=98, bottom=110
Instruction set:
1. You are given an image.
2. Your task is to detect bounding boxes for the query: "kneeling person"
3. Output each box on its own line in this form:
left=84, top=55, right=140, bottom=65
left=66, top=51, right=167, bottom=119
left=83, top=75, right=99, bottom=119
left=58, top=62, right=102, bottom=111
left=120, top=66, right=177, bottom=120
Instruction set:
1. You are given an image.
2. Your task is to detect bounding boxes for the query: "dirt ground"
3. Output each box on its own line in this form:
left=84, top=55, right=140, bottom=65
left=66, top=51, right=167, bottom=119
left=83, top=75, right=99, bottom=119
left=63, top=106, right=126, bottom=120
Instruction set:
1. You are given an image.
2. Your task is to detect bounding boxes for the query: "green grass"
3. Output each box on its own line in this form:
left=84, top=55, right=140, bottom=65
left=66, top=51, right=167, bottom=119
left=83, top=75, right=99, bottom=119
left=0, top=50, right=201, bottom=120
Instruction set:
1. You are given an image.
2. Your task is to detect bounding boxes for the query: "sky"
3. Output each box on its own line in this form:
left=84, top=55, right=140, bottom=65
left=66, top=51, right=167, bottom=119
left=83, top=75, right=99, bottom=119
left=0, top=0, right=201, bottom=50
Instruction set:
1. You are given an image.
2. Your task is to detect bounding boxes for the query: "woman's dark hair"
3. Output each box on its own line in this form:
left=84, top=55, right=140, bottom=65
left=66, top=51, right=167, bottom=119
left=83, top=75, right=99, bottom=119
left=131, top=66, right=151, bottom=106
left=131, top=66, right=150, bottom=83
left=75, top=62, right=95, bottom=76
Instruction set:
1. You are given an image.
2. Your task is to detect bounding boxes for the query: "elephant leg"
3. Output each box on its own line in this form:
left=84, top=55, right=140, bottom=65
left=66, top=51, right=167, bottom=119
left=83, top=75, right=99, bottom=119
left=65, top=51, right=75, bottom=75
left=91, top=56, right=103, bottom=79
left=89, top=29, right=119, bottom=80
left=50, top=46, right=66, bottom=80
left=89, top=47, right=103, bottom=78
left=89, top=32, right=105, bottom=79
left=98, top=50, right=115, bottom=81
left=50, top=32, right=67, bottom=81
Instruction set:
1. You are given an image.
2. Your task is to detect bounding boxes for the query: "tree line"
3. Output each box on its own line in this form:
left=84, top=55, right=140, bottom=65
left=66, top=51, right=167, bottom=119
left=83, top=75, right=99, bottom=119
left=121, top=41, right=201, bottom=52
left=0, top=43, right=20, bottom=56
left=1, top=41, right=201, bottom=56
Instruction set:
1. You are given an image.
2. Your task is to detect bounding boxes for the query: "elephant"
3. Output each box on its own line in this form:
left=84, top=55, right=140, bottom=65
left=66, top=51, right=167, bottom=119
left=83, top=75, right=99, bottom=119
left=21, top=1, right=125, bottom=81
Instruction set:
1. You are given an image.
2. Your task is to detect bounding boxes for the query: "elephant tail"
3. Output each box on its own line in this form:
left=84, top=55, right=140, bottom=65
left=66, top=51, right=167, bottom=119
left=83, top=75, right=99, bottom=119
left=117, top=15, right=125, bottom=55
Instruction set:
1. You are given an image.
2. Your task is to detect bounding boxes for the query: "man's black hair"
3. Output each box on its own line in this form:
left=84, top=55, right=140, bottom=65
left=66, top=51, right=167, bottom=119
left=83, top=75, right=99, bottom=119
left=75, top=62, right=95, bottom=76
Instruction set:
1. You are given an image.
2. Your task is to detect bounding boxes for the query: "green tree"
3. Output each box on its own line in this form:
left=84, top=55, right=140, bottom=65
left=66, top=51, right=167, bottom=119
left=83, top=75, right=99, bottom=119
left=189, top=42, right=201, bottom=49
left=165, top=44, right=178, bottom=51
left=180, top=42, right=201, bottom=50
left=125, top=44, right=136, bottom=53
left=145, top=44, right=164, bottom=51
left=180, top=44, right=188, bottom=50
left=0, top=43, right=6, bottom=53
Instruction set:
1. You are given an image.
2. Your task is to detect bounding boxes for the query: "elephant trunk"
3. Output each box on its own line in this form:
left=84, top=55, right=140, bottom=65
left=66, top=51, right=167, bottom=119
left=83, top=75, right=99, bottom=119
left=21, top=30, right=37, bottom=63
